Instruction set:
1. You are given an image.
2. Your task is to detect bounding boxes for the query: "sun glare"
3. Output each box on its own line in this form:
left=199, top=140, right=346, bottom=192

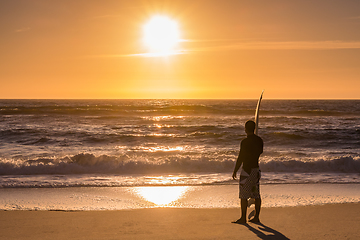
left=143, top=15, right=180, bottom=56
left=134, top=186, right=188, bottom=206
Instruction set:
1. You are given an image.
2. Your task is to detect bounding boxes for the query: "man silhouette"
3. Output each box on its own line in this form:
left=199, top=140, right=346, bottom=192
left=232, top=120, right=263, bottom=224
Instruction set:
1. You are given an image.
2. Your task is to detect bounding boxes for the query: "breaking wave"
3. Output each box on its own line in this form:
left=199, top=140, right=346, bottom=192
left=1, top=153, right=359, bottom=175
left=261, top=156, right=360, bottom=173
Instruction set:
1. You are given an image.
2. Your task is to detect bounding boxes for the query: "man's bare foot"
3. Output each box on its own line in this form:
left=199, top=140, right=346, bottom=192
left=249, top=217, right=260, bottom=223
left=232, top=217, right=246, bottom=224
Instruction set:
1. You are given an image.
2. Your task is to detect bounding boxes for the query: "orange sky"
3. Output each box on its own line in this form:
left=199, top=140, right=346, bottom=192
left=1, top=0, right=360, bottom=99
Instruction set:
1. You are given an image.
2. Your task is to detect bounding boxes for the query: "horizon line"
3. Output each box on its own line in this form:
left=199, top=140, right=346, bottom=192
left=0, top=98, right=359, bottom=101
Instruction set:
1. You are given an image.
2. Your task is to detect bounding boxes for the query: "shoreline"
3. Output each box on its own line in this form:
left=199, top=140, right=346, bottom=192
left=1, top=203, right=359, bottom=239
left=2, top=184, right=359, bottom=210
left=1, top=200, right=359, bottom=211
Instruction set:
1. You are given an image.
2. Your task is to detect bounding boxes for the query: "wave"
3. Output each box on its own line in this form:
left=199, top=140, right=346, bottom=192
left=2, top=172, right=359, bottom=188
left=1, top=107, right=353, bottom=117
left=0, top=153, right=359, bottom=176
left=261, top=156, right=360, bottom=173
left=0, top=153, right=234, bottom=175
left=0, top=100, right=254, bottom=116
left=2, top=100, right=360, bottom=119
left=268, top=132, right=305, bottom=140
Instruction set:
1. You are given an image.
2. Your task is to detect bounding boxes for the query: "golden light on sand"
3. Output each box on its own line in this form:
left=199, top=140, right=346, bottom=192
left=143, top=15, right=180, bottom=56
left=135, top=186, right=188, bottom=206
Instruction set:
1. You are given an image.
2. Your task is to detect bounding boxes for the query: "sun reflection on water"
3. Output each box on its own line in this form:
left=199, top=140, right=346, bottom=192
left=134, top=186, right=189, bottom=206
left=147, top=146, right=184, bottom=152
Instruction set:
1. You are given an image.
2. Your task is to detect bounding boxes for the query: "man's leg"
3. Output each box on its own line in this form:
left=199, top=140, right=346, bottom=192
left=241, top=198, right=248, bottom=218
left=250, top=198, right=261, bottom=223
left=235, top=198, right=248, bottom=223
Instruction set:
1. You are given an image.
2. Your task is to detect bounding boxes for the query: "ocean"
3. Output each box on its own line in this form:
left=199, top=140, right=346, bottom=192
left=1, top=99, right=359, bottom=210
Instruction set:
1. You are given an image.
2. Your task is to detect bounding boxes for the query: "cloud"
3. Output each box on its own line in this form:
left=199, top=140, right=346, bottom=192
left=14, top=27, right=30, bottom=33
left=126, top=50, right=186, bottom=57
left=85, top=50, right=186, bottom=58
left=84, top=40, right=360, bottom=59
left=185, top=40, right=360, bottom=52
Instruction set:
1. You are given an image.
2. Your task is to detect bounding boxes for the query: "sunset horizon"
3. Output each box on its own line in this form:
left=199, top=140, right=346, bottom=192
left=1, top=0, right=360, bottom=99
left=1, top=2, right=360, bottom=239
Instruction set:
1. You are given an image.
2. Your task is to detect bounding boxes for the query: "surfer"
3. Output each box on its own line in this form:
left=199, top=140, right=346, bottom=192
left=232, top=120, right=263, bottom=224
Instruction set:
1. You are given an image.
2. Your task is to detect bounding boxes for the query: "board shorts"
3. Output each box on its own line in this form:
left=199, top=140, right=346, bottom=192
left=239, top=168, right=261, bottom=199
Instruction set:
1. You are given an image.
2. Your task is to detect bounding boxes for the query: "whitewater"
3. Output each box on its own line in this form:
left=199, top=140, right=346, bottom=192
left=0, top=99, right=359, bottom=210
left=1, top=99, right=360, bottom=186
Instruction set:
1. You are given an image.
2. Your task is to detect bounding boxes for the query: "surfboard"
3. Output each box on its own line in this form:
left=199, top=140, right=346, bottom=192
left=254, top=90, right=264, bottom=135
left=248, top=90, right=264, bottom=216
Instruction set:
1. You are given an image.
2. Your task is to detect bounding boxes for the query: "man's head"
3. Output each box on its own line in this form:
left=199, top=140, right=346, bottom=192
left=245, top=120, right=256, bottom=134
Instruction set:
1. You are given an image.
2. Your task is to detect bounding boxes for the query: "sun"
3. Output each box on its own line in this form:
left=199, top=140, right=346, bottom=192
left=143, top=15, right=180, bottom=56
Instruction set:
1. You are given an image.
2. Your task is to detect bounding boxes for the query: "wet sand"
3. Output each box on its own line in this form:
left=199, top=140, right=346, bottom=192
left=1, top=203, right=359, bottom=240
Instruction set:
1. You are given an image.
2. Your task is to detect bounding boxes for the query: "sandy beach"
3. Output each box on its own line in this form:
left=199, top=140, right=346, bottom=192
left=1, top=203, right=359, bottom=240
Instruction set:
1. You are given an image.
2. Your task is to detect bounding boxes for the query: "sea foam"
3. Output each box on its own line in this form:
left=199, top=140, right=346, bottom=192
left=0, top=153, right=359, bottom=176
